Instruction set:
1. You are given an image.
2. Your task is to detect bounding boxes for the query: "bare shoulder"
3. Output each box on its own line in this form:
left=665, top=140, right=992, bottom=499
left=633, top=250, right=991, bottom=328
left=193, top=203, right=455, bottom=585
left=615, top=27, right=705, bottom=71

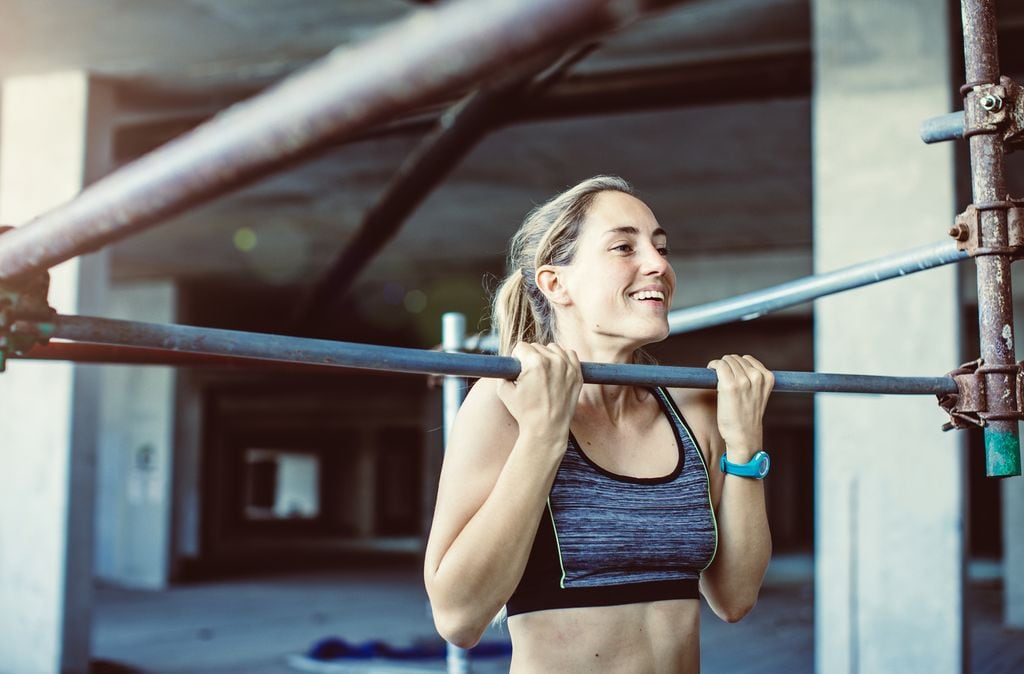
left=439, top=377, right=521, bottom=485
left=666, top=387, right=722, bottom=462
left=452, top=377, right=518, bottom=456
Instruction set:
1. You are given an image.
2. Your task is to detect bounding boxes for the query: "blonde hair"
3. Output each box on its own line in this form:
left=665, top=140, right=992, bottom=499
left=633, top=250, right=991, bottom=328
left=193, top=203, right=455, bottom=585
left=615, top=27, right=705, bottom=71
left=491, top=176, right=634, bottom=356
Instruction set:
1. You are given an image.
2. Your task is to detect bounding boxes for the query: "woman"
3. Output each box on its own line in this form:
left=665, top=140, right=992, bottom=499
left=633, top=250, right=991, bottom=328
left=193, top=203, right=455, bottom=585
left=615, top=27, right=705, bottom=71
left=424, top=176, right=773, bottom=672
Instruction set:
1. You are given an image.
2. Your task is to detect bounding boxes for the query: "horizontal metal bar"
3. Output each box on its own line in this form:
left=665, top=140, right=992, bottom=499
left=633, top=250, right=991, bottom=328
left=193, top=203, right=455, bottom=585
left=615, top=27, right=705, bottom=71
left=18, top=342, right=234, bottom=366
left=0, top=0, right=682, bottom=281
left=668, top=240, right=968, bottom=334
left=37, top=315, right=956, bottom=396
left=467, top=239, right=968, bottom=352
left=920, top=111, right=965, bottom=144
left=14, top=341, right=409, bottom=375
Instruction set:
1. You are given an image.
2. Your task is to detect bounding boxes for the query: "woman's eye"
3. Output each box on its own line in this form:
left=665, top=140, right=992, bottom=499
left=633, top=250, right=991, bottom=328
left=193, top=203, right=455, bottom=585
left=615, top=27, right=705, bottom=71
left=657, top=246, right=670, bottom=256
left=612, top=244, right=633, bottom=253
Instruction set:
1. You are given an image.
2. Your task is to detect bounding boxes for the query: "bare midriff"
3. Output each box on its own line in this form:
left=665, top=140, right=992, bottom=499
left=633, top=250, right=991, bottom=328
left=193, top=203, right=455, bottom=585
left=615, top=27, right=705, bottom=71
left=507, top=598, right=701, bottom=673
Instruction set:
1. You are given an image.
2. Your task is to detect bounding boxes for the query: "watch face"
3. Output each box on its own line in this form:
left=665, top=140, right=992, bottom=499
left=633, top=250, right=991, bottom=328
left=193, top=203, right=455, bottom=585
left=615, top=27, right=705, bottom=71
left=757, top=454, right=770, bottom=477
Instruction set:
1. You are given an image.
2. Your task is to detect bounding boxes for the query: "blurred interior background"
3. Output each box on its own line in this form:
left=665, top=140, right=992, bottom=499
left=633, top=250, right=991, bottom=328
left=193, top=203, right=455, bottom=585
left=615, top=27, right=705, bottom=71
left=1, top=0, right=1023, bottom=672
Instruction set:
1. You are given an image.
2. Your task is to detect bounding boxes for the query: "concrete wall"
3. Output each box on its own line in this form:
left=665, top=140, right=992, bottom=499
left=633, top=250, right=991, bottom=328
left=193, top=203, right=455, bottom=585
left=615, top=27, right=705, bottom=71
left=0, top=72, right=113, bottom=674
left=813, top=0, right=966, bottom=671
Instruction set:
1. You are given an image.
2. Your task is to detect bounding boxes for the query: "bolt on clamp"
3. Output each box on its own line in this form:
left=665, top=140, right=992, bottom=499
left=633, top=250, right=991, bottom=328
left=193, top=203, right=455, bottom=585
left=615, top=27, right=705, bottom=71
left=937, top=359, right=1024, bottom=431
left=961, top=76, right=1024, bottom=151
left=948, top=200, right=1024, bottom=257
left=0, top=226, right=57, bottom=371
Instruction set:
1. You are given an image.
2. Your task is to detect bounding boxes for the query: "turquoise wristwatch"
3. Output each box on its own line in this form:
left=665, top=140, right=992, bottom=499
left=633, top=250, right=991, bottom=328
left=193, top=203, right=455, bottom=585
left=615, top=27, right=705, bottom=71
left=720, top=450, right=770, bottom=479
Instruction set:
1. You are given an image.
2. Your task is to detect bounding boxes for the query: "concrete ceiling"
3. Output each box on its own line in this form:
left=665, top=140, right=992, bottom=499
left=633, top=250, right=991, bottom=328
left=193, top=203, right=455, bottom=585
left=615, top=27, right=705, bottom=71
left=2, top=0, right=1021, bottom=314
left=0, top=0, right=809, bottom=83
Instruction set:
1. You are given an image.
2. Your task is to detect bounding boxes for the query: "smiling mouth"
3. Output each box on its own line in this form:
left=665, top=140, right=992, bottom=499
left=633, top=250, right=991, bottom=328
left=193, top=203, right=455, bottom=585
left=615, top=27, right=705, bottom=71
left=629, top=290, right=666, bottom=303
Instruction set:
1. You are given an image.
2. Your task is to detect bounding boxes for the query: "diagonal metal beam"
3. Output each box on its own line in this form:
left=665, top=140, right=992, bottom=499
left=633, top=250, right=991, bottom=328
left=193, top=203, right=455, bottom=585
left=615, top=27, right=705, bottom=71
left=466, top=239, right=971, bottom=352
left=291, top=46, right=594, bottom=329
left=0, top=0, right=686, bottom=281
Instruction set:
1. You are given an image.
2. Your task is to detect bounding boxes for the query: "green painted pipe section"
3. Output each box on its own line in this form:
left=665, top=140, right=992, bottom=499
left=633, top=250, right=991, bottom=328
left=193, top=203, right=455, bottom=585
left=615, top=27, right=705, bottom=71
left=984, top=429, right=1022, bottom=477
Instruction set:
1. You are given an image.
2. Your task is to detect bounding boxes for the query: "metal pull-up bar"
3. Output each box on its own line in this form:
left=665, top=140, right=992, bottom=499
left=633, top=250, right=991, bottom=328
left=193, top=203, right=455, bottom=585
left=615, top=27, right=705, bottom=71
left=13, top=314, right=956, bottom=396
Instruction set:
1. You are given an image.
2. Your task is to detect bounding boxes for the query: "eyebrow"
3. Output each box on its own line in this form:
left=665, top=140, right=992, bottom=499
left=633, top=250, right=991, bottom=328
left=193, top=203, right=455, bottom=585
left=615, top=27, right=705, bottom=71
left=604, top=226, right=667, bottom=238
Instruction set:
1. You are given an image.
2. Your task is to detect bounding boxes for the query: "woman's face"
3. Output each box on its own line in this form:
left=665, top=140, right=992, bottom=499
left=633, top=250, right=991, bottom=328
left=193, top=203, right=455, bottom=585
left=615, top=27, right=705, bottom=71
left=553, top=190, right=676, bottom=347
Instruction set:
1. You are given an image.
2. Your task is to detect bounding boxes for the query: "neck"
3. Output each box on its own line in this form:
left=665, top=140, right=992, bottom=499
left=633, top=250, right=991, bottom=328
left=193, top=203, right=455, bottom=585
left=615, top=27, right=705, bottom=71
left=552, top=329, right=647, bottom=423
left=553, top=322, right=639, bottom=366
left=576, top=381, right=649, bottom=424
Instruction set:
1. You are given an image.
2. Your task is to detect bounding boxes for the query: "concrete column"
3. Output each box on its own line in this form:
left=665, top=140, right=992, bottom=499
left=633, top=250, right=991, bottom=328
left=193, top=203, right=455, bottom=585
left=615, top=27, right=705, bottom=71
left=95, top=282, right=177, bottom=589
left=1006, top=306, right=1024, bottom=627
left=0, top=72, right=113, bottom=673
left=813, top=2, right=965, bottom=672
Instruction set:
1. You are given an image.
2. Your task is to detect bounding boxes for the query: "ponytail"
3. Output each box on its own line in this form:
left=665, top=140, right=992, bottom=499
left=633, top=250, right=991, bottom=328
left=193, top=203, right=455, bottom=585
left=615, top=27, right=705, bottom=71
left=492, top=271, right=534, bottom=357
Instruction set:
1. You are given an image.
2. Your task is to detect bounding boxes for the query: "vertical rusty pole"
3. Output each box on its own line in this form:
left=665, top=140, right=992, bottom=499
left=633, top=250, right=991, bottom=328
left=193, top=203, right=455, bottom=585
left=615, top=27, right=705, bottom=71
left=962, top=0, right=1022, bottom=476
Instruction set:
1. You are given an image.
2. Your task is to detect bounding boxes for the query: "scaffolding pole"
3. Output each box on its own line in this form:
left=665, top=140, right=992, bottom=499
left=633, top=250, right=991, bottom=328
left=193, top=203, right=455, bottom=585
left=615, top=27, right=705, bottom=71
left=0, top=0, right=682, bottom=281
left=667, top=240, right=968, bottom=334
left=961, top=0, right=1022, bottom=477
left=440, top=313, right=471, bottom=673
left=25, top=314, right=955, bottom=396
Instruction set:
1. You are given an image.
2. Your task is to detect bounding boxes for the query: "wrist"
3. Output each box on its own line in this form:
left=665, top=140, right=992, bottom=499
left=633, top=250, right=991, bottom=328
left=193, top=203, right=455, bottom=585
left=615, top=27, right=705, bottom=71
left=723, top=444, right=761, bottom=463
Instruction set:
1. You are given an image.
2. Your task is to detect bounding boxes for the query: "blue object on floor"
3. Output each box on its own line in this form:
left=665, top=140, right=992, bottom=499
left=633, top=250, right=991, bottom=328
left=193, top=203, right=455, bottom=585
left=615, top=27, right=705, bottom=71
left=307, top=637, right=511, bottom=661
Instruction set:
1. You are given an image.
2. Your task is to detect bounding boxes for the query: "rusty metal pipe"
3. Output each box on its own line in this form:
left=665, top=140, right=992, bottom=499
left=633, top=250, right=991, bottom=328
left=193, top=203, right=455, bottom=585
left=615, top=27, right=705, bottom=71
left=962, top=0, right=1021, bottom=477
left=0, top=0, right=683, bottom=281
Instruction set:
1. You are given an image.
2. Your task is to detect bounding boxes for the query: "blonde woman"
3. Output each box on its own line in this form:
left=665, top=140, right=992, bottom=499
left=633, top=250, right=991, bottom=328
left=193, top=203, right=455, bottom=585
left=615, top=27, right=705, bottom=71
left=424, top=176, right=773, bottom=672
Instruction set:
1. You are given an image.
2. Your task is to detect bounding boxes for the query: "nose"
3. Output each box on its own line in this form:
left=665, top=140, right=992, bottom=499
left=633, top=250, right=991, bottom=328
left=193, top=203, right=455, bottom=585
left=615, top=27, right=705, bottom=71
left=640, top=243, right=672, bottom=277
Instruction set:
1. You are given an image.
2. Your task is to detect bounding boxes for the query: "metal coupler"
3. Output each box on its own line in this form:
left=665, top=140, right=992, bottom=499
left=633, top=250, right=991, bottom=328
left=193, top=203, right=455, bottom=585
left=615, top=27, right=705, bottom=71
left=948, top=200, right=1024, bottom=257
left=937, top=358, right=1024, bottom=431
left=0, top=226, right=56, bottom=371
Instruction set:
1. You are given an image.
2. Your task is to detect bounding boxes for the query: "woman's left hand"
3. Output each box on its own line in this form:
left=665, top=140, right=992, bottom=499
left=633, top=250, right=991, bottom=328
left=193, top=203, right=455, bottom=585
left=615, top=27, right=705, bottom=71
left=706, top=354, right=775, bottom=460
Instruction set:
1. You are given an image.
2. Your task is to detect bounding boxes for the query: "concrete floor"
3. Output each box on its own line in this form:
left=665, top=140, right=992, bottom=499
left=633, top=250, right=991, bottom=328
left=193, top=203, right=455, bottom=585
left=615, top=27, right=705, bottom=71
left=91, top=558, right=1022, bottom=674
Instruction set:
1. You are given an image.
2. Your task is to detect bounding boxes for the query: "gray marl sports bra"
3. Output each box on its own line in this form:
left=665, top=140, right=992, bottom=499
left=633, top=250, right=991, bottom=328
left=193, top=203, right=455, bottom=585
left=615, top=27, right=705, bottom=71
left=506, top=387, right=718, bottom=616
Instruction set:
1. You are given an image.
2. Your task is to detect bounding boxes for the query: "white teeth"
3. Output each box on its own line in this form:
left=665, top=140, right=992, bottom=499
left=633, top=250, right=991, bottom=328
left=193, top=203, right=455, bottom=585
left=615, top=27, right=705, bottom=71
left=630, top=290, right=665, bottom=301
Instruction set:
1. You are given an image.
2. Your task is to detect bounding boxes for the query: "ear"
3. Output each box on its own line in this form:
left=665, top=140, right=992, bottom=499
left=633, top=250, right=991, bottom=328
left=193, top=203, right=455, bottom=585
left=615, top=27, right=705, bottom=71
left=536, top=264, right=572, bottom=306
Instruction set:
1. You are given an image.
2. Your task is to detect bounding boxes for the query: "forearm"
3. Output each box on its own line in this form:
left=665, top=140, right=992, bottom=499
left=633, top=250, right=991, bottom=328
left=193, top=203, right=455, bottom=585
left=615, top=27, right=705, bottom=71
left=427, top=432, right=563, bottom=641
left=703, top=470, right=772, bottom=621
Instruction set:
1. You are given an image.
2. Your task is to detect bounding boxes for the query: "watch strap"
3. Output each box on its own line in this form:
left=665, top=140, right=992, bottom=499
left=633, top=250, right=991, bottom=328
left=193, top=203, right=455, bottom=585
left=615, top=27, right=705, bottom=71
left=720, top=450, right=770, bottom=479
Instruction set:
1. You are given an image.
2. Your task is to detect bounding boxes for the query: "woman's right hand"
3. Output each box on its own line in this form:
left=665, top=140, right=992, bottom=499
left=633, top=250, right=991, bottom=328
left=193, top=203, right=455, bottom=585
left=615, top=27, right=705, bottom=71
left=496, top=341, right=583, bottom=443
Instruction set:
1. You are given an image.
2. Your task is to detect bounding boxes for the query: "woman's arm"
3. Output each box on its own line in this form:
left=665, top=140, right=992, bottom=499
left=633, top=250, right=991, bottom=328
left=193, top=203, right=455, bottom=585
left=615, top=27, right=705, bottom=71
left=675, top=355, right=774, bottom=623
left=423, top=343, right=581, bottom=648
